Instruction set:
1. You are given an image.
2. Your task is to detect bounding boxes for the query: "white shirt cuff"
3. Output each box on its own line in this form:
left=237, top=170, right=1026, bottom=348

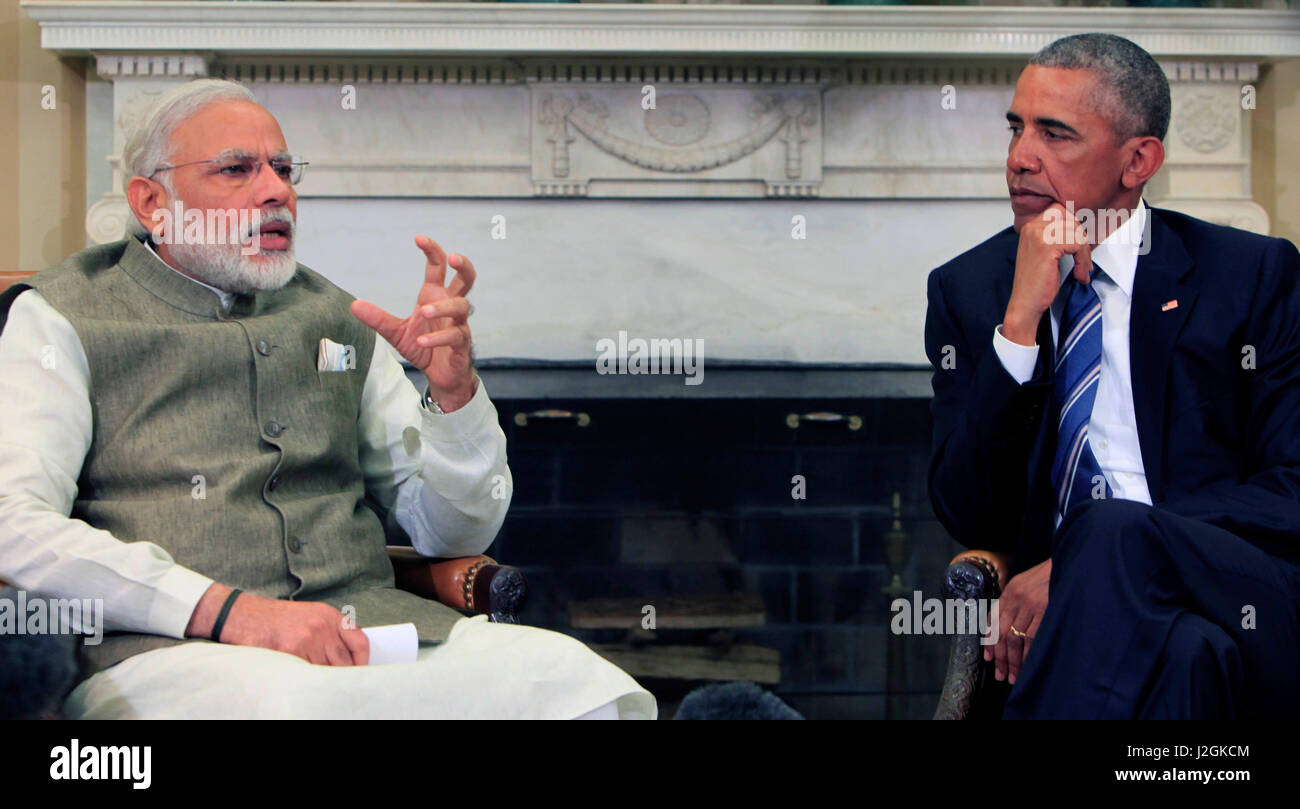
left=145, top=565, right=216, bottom=639
left=419, top=378, right=495, bottom=438
left=992, top=325, right=1040, bottom=386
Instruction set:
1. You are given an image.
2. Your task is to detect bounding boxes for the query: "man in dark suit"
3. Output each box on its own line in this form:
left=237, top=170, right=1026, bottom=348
left=924, top=33, right=1300, bottom=719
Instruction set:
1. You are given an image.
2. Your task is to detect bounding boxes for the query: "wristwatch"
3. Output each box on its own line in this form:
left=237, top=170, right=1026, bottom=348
left=421, top=386, right=446, bottom=415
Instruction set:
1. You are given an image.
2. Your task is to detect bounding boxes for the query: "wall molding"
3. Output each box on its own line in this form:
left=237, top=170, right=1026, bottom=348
left=24, top=2, right=1300, bottom=60
left=24, top=1, right=1283, bottom=366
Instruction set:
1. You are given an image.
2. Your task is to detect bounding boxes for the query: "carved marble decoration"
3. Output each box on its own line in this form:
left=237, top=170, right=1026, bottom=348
left=1153, top=199, right=1269, bottom=235
left=539, top=95, right=578, bottom=180
left=1153, top=60, right=1265, bottom=234
left=532, top=86, right=822, bottom=198
left=644, top=94, right=710, bottom=147
left=85, top=55, right=209, bottom=244
left=1177, top=92, right=1237, bottom=153
left=113, top=87, right=164, bottom=136
left=84, top=193, right=132, bottom=245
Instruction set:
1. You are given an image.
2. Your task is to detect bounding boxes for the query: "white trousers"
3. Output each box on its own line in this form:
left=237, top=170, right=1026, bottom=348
left=64, top=615, right=657, bottom=720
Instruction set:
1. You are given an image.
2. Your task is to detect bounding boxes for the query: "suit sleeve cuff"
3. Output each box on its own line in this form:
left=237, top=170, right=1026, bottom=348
left=992, top=325, right=1040, bottom=386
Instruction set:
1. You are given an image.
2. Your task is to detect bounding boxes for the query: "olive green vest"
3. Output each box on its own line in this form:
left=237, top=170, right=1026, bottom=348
left=1, top=238, right=464, bottom=677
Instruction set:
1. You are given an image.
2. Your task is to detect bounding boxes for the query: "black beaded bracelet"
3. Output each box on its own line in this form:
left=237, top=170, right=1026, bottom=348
left=210, top=588, right=242, bottom=643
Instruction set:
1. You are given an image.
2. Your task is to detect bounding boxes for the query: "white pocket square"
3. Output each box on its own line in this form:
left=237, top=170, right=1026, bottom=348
left=317, top=338, right=356, bottom=372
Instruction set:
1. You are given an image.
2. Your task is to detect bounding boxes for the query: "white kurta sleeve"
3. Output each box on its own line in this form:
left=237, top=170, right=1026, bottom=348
left=0, top=288, right=214, bottom=638
left=356, top=338, right=511, bottom=558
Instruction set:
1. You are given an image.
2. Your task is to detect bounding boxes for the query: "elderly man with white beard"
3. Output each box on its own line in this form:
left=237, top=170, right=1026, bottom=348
left=0, top=79, right=656, bottom=720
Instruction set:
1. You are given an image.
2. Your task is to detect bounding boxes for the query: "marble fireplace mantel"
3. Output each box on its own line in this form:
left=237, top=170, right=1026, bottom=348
left=23, top=3, right=1300, bottom=58
left=23, top=2, right=1300, bottom=373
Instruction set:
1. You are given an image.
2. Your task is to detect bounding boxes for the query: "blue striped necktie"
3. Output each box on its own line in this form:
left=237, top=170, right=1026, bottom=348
left=1051, top=273, right=1113, bottom=517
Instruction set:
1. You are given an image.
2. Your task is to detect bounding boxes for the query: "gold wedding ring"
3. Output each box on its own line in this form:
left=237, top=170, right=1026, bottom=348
left=1009, top=624, right=1028, bottom=638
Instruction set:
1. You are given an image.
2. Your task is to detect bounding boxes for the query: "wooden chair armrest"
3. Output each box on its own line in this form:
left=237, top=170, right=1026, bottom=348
left=932, top=549, right=1014, bottom=720
left=386, top=546, right=526, bottom=624
left=0, top=272, right=35, bottom=294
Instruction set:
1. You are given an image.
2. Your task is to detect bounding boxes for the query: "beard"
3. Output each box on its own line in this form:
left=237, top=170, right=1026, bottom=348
left=164, top=204, right=299, bottom=295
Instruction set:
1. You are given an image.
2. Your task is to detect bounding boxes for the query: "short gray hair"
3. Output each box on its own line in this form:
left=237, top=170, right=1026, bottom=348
left=121, top=78, right=258, bottom=194
left=121, top=79, right=257, bottom=236
left=1029, top=33, right=1170, bottom=143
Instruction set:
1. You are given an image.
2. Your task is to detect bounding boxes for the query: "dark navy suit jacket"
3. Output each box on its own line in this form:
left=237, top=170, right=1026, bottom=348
left=924, top=206, right=1300, bottom=573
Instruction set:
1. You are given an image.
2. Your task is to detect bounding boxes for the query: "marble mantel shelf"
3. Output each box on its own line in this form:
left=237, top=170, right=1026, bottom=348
left=23, top=1, right=1300, bottom=60
left=24, top=0, right=1292, bottom=365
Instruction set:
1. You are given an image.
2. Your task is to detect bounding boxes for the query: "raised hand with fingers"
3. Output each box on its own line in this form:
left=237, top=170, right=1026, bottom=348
left=350, top=235, right=479, bottom=413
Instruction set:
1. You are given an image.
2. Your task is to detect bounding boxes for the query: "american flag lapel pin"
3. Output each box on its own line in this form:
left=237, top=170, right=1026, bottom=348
left=1161, top=299, right=1179, bottom=312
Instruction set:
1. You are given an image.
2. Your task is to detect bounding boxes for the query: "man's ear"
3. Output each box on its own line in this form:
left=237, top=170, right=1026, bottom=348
left=1120, top=135, right=1165, bottom=190
left=125, top=176, right=171, bottom=240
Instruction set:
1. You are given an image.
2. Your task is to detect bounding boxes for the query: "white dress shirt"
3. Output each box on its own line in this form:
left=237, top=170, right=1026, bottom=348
left=992, top=199, right=1154, bottom=511
left=0, top=248, right=512, bottom=640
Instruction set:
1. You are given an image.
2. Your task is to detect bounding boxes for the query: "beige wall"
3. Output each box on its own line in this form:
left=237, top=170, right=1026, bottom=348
left=0, top=0, right=19, bottom=274
left=1254, top=58, right=1300, bottom=245
left=2, top=0, right=85, bottom=274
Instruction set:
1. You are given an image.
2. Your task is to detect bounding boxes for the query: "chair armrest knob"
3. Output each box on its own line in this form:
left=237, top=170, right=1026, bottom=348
left=386, top=547, right=527, bottom=623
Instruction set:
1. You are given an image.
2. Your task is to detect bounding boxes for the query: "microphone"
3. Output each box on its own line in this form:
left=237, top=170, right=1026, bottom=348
left=673, top=681, right=803, bottom=720
left=0, top=587, right=83, bottom=720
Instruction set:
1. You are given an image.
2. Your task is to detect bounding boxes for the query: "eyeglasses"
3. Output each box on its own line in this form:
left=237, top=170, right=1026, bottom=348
left=147, top=154, right=309, bottom=187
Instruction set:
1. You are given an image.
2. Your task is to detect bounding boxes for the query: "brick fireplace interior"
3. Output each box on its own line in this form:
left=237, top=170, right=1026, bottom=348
left=453, top=381, right=962, bottom=719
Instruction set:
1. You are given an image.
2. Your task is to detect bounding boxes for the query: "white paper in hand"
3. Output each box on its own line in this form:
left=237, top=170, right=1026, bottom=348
left=360, top=623, right=419, bottom=665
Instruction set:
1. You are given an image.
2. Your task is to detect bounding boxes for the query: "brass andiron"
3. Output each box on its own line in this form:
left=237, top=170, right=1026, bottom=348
left=881, top=491, right=912, bottom=601
left=881, top=491, right=913, bottom=719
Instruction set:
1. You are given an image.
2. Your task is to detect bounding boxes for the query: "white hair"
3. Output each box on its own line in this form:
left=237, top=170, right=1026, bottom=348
left=122, top=79, right=258, bottom=236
